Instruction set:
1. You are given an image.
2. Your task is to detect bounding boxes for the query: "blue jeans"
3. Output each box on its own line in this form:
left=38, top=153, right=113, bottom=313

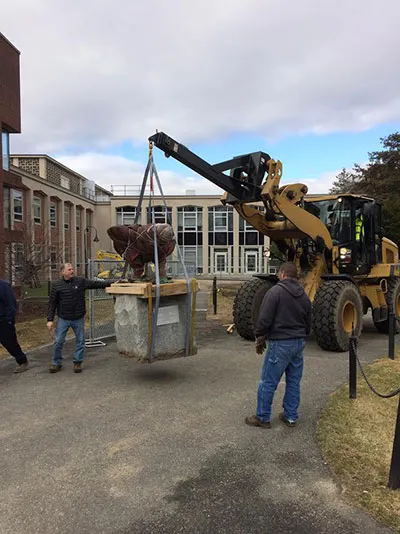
left=256, top=338, right=305, bottom=423
left=52, top=318, right=85, bottom=366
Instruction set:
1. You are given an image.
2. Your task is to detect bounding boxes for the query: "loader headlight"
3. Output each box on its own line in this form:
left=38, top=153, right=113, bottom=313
left=339, top=247, right=352, bottom=263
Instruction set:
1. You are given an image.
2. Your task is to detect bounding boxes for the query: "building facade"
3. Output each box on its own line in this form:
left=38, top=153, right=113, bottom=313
left=95, top=193, right=270, bottom=277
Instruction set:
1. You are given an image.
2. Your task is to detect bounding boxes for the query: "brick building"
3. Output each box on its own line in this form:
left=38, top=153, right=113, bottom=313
left=0, top=33, right=22, bottom=281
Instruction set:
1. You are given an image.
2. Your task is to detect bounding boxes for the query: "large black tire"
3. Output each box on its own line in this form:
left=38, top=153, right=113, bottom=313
left=312, top=281, right=363, bottom=352
left=374, top=278, right=400, bottom=333
left=233, top=278, right=276, bottom=340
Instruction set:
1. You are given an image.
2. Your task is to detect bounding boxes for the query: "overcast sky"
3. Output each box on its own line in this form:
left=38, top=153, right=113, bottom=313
left=3, top=0, right=400, bottom=194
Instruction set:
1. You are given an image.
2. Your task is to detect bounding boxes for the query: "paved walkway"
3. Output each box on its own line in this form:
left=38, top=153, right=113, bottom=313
left=0, top=317, right=396, bottom=534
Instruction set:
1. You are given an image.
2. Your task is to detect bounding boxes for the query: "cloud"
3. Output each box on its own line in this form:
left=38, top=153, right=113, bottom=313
left=56, top=152, right=337, bottom=196
left=56, top=153, right=224, bottom=196
left=2, top=0, right=400, bottom=153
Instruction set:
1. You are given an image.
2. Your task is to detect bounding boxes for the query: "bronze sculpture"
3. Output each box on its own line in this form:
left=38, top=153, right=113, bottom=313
left=107, top=223, right=176, bottom=281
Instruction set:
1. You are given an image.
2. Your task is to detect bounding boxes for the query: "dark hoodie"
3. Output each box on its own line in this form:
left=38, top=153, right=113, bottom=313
left=254, top=278, right=312, bottom=340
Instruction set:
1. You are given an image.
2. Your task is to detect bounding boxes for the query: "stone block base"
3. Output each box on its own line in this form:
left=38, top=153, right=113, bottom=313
left=113, top=291, right=196, bottom=363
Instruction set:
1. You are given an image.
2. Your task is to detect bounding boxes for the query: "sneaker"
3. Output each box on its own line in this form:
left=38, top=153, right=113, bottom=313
left=279, top=412, right=296, bottom=427
left=73, top=362, right=82, bottom=373
left=49, top=364, right=62, bottom=373
left=14, top=362, right=29, bottom=374
left=245, top=415, right=271, bottom=429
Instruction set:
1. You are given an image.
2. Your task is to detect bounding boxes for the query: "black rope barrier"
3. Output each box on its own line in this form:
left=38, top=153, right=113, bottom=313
left=350, top=337, right=400, bottom=399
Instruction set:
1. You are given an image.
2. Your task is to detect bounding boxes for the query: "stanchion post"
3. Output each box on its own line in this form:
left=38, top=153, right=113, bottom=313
left=349, top=334, right=357, bottom=399
left=212, top=276, right=217, bottom=315
left=388, top=396, right=400, bottom=489
left=388, top=309, right=395, bottom=360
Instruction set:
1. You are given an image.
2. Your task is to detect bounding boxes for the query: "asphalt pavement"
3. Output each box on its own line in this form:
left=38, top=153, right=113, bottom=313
left=0, top=317, right=396, bottom=534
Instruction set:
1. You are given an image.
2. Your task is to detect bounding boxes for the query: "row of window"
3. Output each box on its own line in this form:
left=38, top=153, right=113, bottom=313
left=6, top=243, right=82, bottom=274
left=3, top=186, right=90, bottom=230
left=116, top=205, right=261, bottom=232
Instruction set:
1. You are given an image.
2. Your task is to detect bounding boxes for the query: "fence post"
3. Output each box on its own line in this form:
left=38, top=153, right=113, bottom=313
left=212, top=276, right=217, bottom=315
left=388, top=309, right=395, bottom=360
left=388, top=396, right=400, bottom=489
left=349, top=334, right=357, bottom=399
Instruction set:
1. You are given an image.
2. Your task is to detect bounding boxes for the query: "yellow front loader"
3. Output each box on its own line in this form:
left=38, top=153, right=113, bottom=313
left=150, top=132, right=400, bottom=351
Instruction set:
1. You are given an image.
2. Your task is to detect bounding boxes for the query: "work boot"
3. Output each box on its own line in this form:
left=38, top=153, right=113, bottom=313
left=14, top=361, right=29, bottom=374
left=73, top=362, right=82, bottom=373
left=279, top=412, right=296, bottom=427
left=49, top=364, right=62, bottom=373
left=245, top=415, right=271, bottom=429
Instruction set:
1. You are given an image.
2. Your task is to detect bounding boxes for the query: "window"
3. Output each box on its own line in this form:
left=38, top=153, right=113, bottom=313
left=64, top=205, right=70, bottom=229
left=50, top=246, right=58, bottom=270
left=13, top=243, right=24, bottom=273
left=177, top=206, right=203, bottom=231
left=50, top=202, right=57, bottom=227
left=2, top=131, right=10, bottom=171
left=76, top=210, right=81, bottom=231
left=61, top=175, right=70, bottom=189
left=86, top=211, right=91, bottom=229
left=3, top=186, right=11, bottom=229
left=214, top=212, right=227, bottom=231
left=34, top=245, right=42, bottom=266
left=116, top=206, right=137, bottom=225
left=65, top=247, right=71, bottom=263
left=33, top=197, right=42, bottom=224
left=76, top=246, right=81, bottom=268
left=13, top=190, right=23, bottom=221
left=147, top=206, right=172, bottom=224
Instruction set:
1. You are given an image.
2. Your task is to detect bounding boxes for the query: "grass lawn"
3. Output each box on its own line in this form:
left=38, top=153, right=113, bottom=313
left=318, top=356, right=400, bottom=532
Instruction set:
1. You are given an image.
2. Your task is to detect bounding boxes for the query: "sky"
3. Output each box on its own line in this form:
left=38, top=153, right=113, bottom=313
left=2, top=0, right=400, bottom=196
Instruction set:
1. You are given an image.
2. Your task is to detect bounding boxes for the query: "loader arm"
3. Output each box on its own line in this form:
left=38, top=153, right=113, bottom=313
left=149, top=132, right=332, bottom=250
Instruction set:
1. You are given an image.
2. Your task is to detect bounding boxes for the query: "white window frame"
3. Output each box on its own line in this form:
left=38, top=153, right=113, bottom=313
left=34, top=245, right=42, bottom=266
left=50, top=246, right=58, bottom=270
left=50, top=202, right=57, bottom=227
left=13, top=190, right=23, bottom=222
left=76, top=209, right=81, bottom=231
left=33, top=196, right=42, bottom=224
left=64, top=205, right=70, bottom=229
left=116, top=206, right=136, bottom=226
left=214, top=212, right=227, bottom=231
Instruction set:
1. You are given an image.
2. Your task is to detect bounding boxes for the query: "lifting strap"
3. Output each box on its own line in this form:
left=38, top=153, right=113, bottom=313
left=121, top=141, right=193, bottom=362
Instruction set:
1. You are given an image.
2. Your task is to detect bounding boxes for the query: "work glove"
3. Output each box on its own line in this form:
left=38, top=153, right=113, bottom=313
left=255, top=336, right=267, bottom=355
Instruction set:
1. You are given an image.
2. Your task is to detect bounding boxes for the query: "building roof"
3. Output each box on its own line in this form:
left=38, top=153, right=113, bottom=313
left=0, top=33, right=20, bottom=54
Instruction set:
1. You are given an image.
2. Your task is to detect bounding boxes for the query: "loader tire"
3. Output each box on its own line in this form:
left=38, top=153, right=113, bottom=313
left=233, top=278, right=276, bottom=340
left=374, top=278, right=400, bottom=334
left=312, top=281, right=362, bottom=352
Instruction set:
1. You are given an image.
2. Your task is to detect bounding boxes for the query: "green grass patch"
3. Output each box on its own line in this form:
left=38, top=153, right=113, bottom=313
left=318, top=356, right=400, bottom=532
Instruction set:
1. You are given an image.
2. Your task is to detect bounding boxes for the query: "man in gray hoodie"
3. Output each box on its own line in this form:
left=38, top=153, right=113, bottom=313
left=245, top=262, right=311, bottom=428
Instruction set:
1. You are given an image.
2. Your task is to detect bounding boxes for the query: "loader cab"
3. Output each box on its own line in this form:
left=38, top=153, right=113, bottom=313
left=305, top=195, right=382, bottom=275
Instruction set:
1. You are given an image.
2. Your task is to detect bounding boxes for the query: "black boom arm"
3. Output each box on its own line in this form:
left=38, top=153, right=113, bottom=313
left=148, top=131, right=271, bottom=203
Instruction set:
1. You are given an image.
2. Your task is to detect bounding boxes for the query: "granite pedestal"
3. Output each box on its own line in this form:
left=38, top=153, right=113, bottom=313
left=106, top=281, right=197, bottom=363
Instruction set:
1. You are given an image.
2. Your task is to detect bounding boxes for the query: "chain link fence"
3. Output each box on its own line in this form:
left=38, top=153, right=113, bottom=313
left=86, top=259, right=122, bottom=345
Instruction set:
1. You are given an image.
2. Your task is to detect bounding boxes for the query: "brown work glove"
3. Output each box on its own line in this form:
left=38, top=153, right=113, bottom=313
left=255, top=336, right=267, bottom=355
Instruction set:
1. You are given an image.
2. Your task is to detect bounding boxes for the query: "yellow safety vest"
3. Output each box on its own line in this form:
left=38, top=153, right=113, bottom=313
left=355, top=215, right=364, bottom=242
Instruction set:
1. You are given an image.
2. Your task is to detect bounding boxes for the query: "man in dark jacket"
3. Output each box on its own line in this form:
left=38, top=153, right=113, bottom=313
left=0, top=279, right=29, bottom=373
left=47, top=263, right=111, bottom=373
left=245, top=262, right=311, bottom=429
